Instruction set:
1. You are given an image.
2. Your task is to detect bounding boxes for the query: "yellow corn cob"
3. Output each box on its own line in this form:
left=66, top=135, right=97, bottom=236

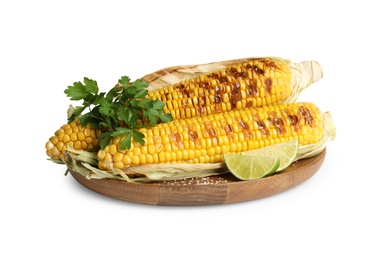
left=45, top=119, right=101, bottom=161
left=145, top=57, right=322, bottom=119
left=97, top=102, right=325, bottom=170
left=47, top=57, right=322, bottom=163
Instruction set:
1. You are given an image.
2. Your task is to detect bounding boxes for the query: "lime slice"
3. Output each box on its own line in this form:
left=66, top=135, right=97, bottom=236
left=242, top=139, right=299, bottom=171
left=224, top=154, right=280, bottom=180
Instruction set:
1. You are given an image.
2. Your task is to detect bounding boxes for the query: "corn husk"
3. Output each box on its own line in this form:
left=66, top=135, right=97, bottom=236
left=63, top=146, right=229, bottom=183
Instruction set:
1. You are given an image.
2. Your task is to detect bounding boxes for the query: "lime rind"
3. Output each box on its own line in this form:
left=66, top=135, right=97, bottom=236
left=242, top=139, right=299, bottom=172
left=223, top=154, right=280, bottom=181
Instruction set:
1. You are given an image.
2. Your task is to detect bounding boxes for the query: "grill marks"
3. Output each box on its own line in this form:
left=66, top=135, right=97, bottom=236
left=253, top=113, right=270, bottom=137
left=188, top=128, right=200, bottom=146
left=284, top=108, right=300, bottom=131
left=170, top=132, right=183, bottom=149
left=299, top=106, right=315, bottom=127
left=159, top=104, right=319, bottom=165
left=265, top=78, right=272, bottom=93
left=229, top=82, right=241, bottom=109
left=169, top=104, right=317, bottom=151
left=168, top=59, right=278, bottom=116
left=267, top=111, right=286, bottom=135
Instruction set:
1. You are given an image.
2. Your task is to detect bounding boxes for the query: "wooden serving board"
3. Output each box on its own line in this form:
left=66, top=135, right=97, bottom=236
left=69, top=149, right=326, bottom=206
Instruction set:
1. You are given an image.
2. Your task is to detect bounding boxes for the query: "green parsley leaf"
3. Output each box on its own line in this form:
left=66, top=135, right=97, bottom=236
left=129, top=99, right=139, bottom=108
left=119, top=107, right=137, bottom=125
left=68, top=105, right=86, bottom=122
left=106, top=86, right=121, bottom=103
left=152, top=99, right=165, bottom=110
left=133, top=130, right=145, bottom=146
left=144, top=109, right=159, bottom=124
left=97, top=97, right=112, bottom=116
left=119, top=133, right=133, bottom=150
left=98, top=132, right=112, bottom=150
left=123, top=84, right=138, bottom=99
left=111, top=127, right=132, bottom=137
left=79, top=113, right=92, bottom=126
left=134, top=89, right=148, bottom=99
left=83, top=77, right=99, bottom=94
left=159, top=113, right=174, bottom=123
left=118, top=76, right=131, bottom=87
left=65, top=75, right=173, bottom=151
left=128, top=108, right=140, bottom=125
left=131, top=79, right=149, bottom=90
left=139, top=99, right=153, bottom=109
left=65, top=81, right=89, bottom=101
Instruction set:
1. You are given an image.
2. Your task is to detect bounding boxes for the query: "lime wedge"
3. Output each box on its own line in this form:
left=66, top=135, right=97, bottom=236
left=224, top=154, right=280, bottom=180
left=242, top=139, right=299, bottom=171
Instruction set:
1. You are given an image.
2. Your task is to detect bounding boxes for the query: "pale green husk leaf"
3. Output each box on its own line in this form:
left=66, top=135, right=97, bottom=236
left=62, top=145, right=228, bottom=182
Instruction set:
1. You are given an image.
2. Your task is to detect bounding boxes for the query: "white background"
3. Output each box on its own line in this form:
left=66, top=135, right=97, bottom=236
left=1, top=0, right=389, bottom=259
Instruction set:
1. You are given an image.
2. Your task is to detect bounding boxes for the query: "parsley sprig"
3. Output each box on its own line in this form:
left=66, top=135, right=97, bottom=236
left=64, top=76, right=173, bottom=150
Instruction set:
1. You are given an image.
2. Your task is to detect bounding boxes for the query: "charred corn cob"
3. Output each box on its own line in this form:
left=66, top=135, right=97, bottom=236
left=45, top=119, right=101, bottom=161
left=46, top=58, right=322, bottom=163
left=145, top=57, right=322, bottom=119
left=97, top=102, right=325, bottom=170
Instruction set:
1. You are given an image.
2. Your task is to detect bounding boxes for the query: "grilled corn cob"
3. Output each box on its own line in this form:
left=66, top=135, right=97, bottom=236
left=97, top=102, right=325, bottom=171
left=144, top=57, right=322, bottom=119
left=45, top=119, right=101, bottom=161
left=46, top=57, right=322, bottom=163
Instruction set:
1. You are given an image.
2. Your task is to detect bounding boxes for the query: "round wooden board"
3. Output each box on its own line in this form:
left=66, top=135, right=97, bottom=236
left=69, top=149, right=326, bottom=206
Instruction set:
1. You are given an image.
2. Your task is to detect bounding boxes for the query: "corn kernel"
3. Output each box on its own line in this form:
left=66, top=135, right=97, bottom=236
left=113, top=152, right=123, bottom=163
left=73, top=141, right=82, bottom=150
left=131, top=155, right=139, bottom=165
left=69, top=133, right=78, bottom=142
left=114, top=162, right=124, bottom=169
left=132, top=146, right=141, bottom=156
left=49, top=136, right=58, bottom=145
left=146, top=154, right=153, bottom=164
left=109, top=144, right=117, bottom=155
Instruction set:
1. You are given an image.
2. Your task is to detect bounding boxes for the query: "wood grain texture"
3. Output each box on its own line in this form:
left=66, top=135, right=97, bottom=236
left=69, top=149, right=326, bottom=206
